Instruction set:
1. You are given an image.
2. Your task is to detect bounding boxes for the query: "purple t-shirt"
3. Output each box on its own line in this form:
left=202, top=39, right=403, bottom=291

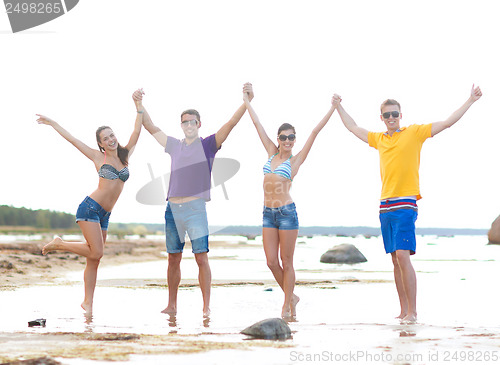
left=165, top=134, right=220, bottom=201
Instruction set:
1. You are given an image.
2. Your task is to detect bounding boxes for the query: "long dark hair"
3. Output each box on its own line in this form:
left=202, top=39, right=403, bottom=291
left=96, top=126, right=129, bottom=166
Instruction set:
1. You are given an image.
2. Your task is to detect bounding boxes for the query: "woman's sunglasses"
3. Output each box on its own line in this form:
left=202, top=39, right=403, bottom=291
left=278, top=134, right=296, bottom=141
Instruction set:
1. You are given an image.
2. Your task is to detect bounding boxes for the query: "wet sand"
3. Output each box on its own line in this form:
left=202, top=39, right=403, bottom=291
left=0, top=237, right=243, bottom=289
left=1, top=235, right=500, bottom=364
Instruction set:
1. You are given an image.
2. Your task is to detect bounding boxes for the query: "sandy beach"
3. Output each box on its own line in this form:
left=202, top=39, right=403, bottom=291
left=1, top=234, right=500, bottom=364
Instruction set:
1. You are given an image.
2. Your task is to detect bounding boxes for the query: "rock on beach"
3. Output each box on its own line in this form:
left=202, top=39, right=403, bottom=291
left=241, top=318, right=291, bottom=339
left=488, top=215, right=500, bottom=244
left=320, top=243, right=367, bottom=264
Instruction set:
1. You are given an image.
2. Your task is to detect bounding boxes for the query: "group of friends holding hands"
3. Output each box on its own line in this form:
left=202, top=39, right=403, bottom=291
left=37, top=82, right=482, bottom=323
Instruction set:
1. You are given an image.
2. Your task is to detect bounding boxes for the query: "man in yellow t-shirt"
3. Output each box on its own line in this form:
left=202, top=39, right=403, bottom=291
left=334, top=85, right=482, bottom=324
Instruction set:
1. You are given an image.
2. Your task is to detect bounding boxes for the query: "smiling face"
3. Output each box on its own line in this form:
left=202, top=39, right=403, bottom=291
left=180, top=113, right=200, bottom=139
left=277, top=129, right=296, bottom=152
left=98, top=127, right=118, bottom=151
left=380, top=104, right=402, bottom=134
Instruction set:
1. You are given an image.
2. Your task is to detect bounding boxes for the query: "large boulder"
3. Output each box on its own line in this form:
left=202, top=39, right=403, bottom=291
left=241, top=318, right=291, bottom=339
left=320, top=243, right=367, bottom=264
left=488, top=215, right=500, bottom=244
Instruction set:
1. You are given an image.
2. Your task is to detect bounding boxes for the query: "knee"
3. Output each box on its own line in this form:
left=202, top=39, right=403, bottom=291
left=266, top=258, right=280, bottom=270
left=168, top=253, right=182, bottom=266
left=87, top=256, right=101, bottom=267
left=281, top=257, right=294, bottom=271
left=89, top=249, right=103, bottom=261
left=194, top=253, right=208, bottom=267
left=395, top=250, right=409, bottom=262
left=393, top=251, right=411, bottom=269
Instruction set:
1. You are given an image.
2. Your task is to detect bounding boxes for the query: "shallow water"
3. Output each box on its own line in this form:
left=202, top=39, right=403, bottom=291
left=2, top=234, right=500, bottom=364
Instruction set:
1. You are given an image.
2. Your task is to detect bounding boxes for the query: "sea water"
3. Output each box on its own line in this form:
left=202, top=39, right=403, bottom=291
left=1, top=234, right=499, bottom=364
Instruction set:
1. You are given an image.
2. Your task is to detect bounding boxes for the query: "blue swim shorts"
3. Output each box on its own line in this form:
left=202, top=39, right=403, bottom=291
left=165, top=199, right=209, bottom=254
left=379, top=199, right=418, bottom=255
left=75, top=196, right=111, bottom=231
left=262, top=202, right=299, bottom=230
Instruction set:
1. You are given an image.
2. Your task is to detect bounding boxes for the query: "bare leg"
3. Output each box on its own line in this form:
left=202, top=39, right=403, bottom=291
left=392, top=250, right=417, bottom=323
left=391, top=252, right=408, bottom=319
left=82, top=258, right=100, bottom=313
left=161, top=252, right=182, bottom=314
left=77, top=222, right=106, bottom=313
left=42, top=222, right=104, bottom=260
left=396, top=250, right=417, bottom=323
left=262, top=228, right=300, bottom=318
left=195, top=252, right=211, bottom=317
left=278, top=229, right=298, bottom=318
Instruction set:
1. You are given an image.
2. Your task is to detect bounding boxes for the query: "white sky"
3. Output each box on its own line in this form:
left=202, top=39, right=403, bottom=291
left=1, top=0, right=499, bottom=229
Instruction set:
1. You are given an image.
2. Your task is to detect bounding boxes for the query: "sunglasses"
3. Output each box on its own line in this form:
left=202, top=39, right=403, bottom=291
left=382, top=111, right=400, bottom=119
left=278, top=134, right=296, bottom=141
left=181, top=119, right=198, bottom=127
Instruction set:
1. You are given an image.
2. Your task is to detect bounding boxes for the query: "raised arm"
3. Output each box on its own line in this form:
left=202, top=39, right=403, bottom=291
left=132, top=90, right=168, bottom=148
left=124, top=88, right=145, bottom=156
left=214, top=84, right=254, bottom=149
left=242, top=83, right=277, bottom=156
left=336, top=99, right=369, bottom=143
left=36, top=114, right=100, bottom=161
left=292, top=95, right=339, bottom=167
left=431, top=84, right=482, bottom=137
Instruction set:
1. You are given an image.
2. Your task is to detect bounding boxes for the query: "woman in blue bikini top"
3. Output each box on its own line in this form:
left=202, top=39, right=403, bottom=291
left=35, top=88, right=144, bottom=314
left=243, top=82, right=339, bottom=319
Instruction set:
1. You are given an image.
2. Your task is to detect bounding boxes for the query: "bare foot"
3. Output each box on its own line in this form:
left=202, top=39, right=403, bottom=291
left=42, top=236, right=63, bottom=255
left=81, top=301, right=92, bottom=314
left=290, top=294, right=300, bottom=316
left=161, top=305, right=177, bottom=315
left=401, top=314, right=417, bottom=324
left=281, top=305, right=292, bottom=319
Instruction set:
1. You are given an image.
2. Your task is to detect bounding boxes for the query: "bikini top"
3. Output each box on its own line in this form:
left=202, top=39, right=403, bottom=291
left=98, top=152, right=129, bottom=182
left=263, top=153, right=293, bottom=181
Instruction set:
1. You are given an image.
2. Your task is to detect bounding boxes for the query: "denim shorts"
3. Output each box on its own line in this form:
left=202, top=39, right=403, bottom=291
left=75, top=196, right=111, bottom=231
left=262, top=203, right=299, bottom=230
left=380, top=204, right=418, bottom=255
left=165, top=199, right=209, bottom=254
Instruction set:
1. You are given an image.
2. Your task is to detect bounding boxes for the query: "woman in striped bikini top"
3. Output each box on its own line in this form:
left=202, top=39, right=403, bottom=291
left=98, top=151, right=130, bottom=182
left=35, top=88, right=145, bottom=314
left=262, top=153, right=292, bottom=181
left=243, top=82, right=340, bottom=319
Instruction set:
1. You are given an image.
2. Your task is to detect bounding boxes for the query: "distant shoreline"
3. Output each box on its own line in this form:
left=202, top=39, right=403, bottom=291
left=210, top=225, right=489, bottom=237
left=0, top=224, right=489, bottom=237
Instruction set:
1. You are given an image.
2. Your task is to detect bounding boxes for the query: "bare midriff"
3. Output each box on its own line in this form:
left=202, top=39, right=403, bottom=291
left=89, top=178, right=125, bottom=212
left=263, top=174, right=293, bottom=208
left=168, top=196, right=201, bottom=204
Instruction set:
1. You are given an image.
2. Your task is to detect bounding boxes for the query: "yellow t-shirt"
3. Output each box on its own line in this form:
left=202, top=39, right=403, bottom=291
left=368, top=124, right=432, bottom=200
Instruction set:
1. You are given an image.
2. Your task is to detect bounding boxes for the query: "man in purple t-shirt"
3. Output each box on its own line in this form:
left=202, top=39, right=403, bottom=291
left=134, top=89, right=253, bottom=317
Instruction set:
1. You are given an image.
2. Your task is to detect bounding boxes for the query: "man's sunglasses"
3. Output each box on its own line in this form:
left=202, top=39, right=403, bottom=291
left=181, top=119, right=198, bottom=127
left=278, top=134, right=296, bottom=141
left=382, top=111, right=400, bottom=119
